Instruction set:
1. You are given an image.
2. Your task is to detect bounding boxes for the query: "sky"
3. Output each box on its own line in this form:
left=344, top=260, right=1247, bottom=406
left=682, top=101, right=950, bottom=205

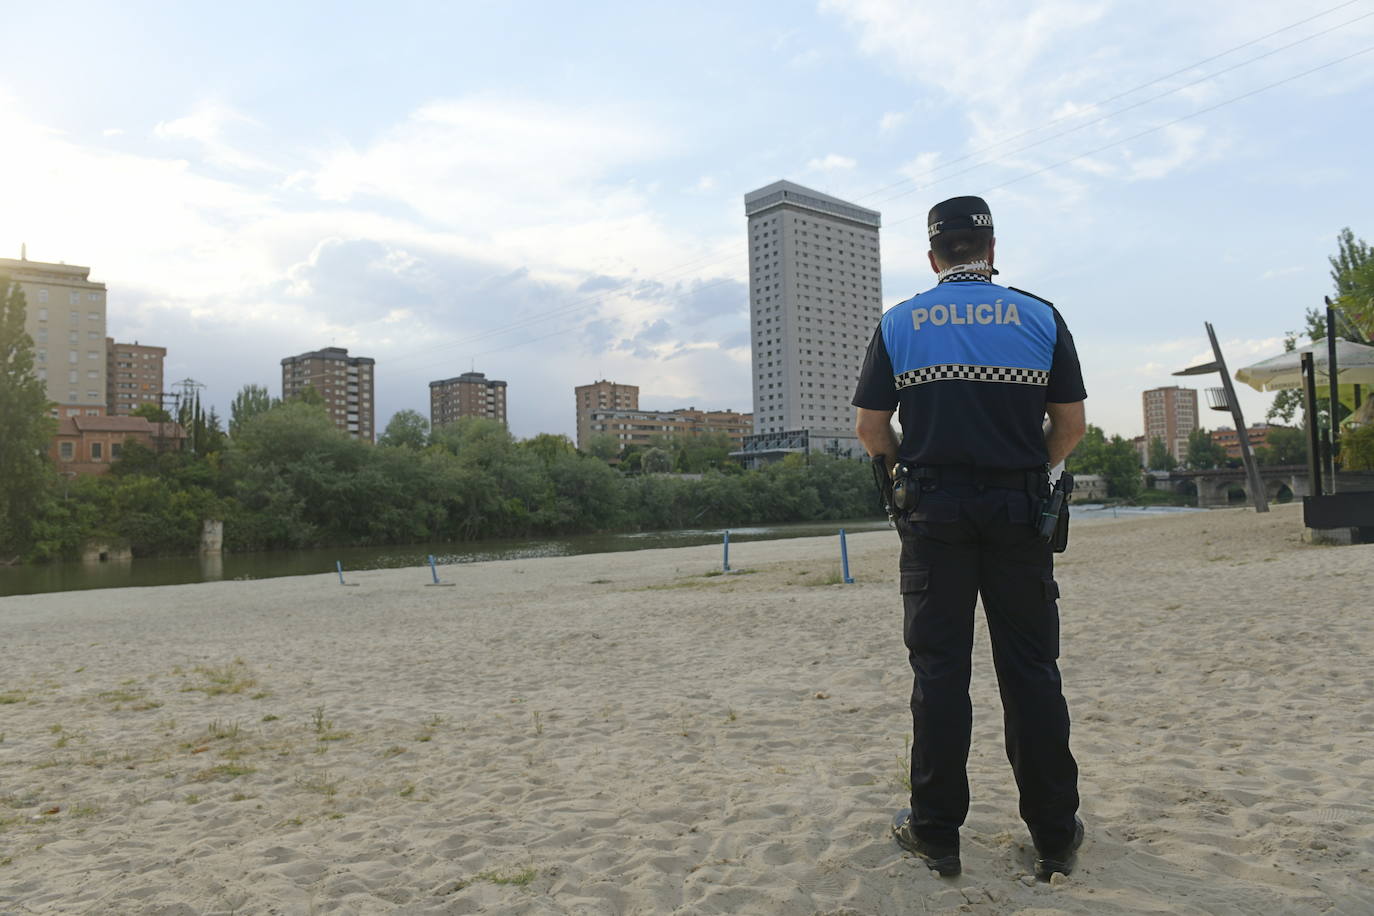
left=2, top=0, right=1372, bottom=442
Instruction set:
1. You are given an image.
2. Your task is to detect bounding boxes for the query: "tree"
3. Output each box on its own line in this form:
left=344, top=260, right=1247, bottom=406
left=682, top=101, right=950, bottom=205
left=229, top=384, right=277, bottom=438
left=1270, top=229, right=1372, bottom=424
left=1146, top=436, right=1177, bottom=471
left=641, top=446, right=672, bottom=474
left=1065, top=424, right=1108, bottom=475
left=291, top=384, right=325, bottom=407
left=1184, top=428, right=1227, bottom=470
left=1340, top=424, right=1374, bottom=470
left=584, top=433, right=620, bottom=462
left=1099, top=435, right=1143, bottom=498
left=1260, top=426, right=1306, bottom=466
left=674, top=432, right=735, bottom=473
left=131, top=403, right=173, bottom=423
left=521, top=432, right=575, bottom=464
left=0, top=275, right=55, bottom=558
left=378, top=409, right=430, bottom=449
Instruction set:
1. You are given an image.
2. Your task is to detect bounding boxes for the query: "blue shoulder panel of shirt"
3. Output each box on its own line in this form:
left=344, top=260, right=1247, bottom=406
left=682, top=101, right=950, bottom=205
left=880, top=281, right=1058, bottom=375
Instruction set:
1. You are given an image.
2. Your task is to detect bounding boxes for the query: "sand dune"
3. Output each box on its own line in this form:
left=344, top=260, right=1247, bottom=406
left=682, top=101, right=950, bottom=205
left=1, top=503, right=1371, bottom=914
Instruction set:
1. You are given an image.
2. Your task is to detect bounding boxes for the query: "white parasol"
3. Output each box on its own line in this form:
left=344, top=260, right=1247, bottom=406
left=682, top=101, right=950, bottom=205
left=1234, top=338, right=1374, bottom=392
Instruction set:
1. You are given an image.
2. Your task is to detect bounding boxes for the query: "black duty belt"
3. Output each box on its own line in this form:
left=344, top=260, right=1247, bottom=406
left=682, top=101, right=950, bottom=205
left=909, top=465, right=1046, bottom=492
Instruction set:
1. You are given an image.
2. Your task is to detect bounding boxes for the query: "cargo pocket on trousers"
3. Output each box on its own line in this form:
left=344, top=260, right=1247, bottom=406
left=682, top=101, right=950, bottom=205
left=900, top=568, right=931, bottom=653
left=900, top=568, right=930, bottom=596
left=1038, top=575, right=1061, bottom=660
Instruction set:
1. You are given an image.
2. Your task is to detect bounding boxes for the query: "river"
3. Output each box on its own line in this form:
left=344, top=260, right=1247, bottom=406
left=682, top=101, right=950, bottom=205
left=0, top=519, right=894, bottom=598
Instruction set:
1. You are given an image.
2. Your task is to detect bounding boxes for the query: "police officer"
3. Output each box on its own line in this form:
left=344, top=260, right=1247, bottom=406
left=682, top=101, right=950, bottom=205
left=852, top=196, right=1088, bottom=880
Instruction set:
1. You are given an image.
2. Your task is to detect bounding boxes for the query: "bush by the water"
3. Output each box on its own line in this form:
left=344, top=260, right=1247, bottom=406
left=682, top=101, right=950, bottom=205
left=23, top=405, right=880, bottom=561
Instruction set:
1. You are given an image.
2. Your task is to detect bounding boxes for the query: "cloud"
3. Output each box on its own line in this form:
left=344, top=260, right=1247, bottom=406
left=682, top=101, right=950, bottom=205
left=154, top=102, right=275, bottom=172
left=0, top=90, right=754, bottom=438
left=879, top=111, right=906, bottom=133
left=807, top=153, right=857, bottom=171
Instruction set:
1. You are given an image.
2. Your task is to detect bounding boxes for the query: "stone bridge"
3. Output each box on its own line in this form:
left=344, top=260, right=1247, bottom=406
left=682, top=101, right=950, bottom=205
left=1161, top=466, right=1374, bottom=508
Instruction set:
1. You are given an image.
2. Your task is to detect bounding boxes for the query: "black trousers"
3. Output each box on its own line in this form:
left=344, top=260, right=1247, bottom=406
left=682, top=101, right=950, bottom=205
left=898, top=482, right=1079, bottom=851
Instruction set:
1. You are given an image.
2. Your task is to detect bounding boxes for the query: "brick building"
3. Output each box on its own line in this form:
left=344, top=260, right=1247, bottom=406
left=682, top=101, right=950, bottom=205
left=1142, top=386, right=1198, bottom=463
left=50, top=415, right=186, bottom=476
left=430, top=371, right=508, bottom=428
left=281, top=347, right=375, bottom=440
left=1212, top=423, right=1293, bottom=459
left=586, top=407, right=754, bottom=451
left=574, top=380, right=639, bottom=449
left=106, top=339, right=166, bottom=415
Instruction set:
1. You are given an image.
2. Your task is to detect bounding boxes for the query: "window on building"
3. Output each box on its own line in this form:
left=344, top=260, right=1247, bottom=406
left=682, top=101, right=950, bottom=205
left=60, top=441, right=74, bottom=460
left=91, top=442, right=103, bottom=460
left=38, top=288, right=49, bottom=302
left=112, top=442, right=123, bottom=458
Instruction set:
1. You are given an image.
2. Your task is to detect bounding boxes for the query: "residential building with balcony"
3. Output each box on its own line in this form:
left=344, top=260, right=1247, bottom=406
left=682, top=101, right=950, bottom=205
left=430, top=371, right=507, bottom=428
left=281, top=347, right=375, bottom=440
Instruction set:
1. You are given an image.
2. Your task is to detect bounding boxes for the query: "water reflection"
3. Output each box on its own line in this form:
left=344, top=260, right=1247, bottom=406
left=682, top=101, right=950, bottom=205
left=1, top=519, right=893, bottom=598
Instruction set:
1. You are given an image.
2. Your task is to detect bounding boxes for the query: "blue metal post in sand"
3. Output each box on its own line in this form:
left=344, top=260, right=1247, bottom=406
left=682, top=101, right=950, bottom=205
left=840, top=529, right=854, bottom=584
left=336, top=561, right=345, bottom=584
left=723, top=530, right=731, bottom=572
left=424, top=554, right=455, bottom=587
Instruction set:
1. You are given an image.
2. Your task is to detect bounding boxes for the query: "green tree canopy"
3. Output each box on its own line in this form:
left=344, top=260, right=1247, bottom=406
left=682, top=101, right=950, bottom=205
left=378, top=409, right=430, bottom=449
left=641, top=446, right=672, bottom=474
left=0, top=275, right=55, bottom=558
left=1067, top=424, right=1142, bottom=497
left=583, top=433, right=620, bottom=462
left=229, top=384, right=277, bottom=438
left=1184, top=428, right=1227, bottom=470
left=1146, top=436, right=1177, bottom=471
left=130, top=403, right=173, bottom=423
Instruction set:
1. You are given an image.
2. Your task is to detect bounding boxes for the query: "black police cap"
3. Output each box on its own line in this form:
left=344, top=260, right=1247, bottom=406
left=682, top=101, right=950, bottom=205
left=927, top=196, right=994, bottom=240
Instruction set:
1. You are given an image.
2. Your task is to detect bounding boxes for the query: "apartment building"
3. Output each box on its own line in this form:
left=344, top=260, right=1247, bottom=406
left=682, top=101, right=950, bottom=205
left=574, top=379, right=639, bottom=449
left=1212, top=423, right=1292, bottom=459
left=739, top=180, right=882, bottom=464
left=1142, top=386, right=1199, bottom=463
left=106, top=339, right=166, bottom=415
left=430, top=371, right=507, bottom=428
left=586, top=407, right=753, bottom=451
left=281, top=347, right=375, bottom=440
left=0, top=252, right=108, bottom=417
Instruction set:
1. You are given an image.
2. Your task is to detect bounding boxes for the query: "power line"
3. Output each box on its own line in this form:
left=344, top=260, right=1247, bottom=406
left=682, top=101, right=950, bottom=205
left=891, top=41, right=1374, bottom=225
left=865, top=7, right=1374, bottom=210
left=852, top=0, right=1371, bottom=202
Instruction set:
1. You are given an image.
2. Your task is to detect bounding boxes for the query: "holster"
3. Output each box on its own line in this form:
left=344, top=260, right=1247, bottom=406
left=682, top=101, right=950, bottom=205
left=891, top=462, right=921, bottom=513
left=1037, top=472, right=1074, bottom=553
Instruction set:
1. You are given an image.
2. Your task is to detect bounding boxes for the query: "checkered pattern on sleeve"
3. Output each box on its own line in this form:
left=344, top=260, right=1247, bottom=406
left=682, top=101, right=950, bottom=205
left=894, top=363, right=1050, bottom=389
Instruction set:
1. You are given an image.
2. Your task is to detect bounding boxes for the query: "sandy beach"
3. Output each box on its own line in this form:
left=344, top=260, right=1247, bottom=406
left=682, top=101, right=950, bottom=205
left=1, top=503, right=1372, bottom=914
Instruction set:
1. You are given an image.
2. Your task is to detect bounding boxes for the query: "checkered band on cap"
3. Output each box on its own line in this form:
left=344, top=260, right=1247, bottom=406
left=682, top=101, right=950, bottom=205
left=894, top=363, right=1050, bottom=389
left=927, top=212, right=993, bottom=239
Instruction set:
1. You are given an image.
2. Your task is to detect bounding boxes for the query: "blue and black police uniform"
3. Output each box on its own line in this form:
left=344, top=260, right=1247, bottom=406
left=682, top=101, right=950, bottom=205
left=852, top=197, right=1086, bottom=860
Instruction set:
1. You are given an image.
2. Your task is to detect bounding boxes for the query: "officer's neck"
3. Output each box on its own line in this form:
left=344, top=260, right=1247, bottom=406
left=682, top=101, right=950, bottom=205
left=935, top=260, right=995, bottom=283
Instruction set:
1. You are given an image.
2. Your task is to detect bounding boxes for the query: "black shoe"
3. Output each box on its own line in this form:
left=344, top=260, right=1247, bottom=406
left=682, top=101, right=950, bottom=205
left=1033, top=816, right=1084, bottom=881
left=891, top=809, right=961, bottom=877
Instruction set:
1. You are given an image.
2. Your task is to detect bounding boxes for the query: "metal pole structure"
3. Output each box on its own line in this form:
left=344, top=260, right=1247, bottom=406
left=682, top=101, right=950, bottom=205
left=1325, top=296, right=1340, bottom=492
left=722, top=530, right=730, bottom=573
left=1301, top=352, right=1323, bottom=497
left=1205, top=322, right=1268, bottom=512
left=839, top=529, right=854, bottom=584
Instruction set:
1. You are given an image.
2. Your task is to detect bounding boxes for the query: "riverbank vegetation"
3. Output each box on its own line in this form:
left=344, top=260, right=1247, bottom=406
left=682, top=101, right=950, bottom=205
left=15, top=403, right=879, bottom=562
